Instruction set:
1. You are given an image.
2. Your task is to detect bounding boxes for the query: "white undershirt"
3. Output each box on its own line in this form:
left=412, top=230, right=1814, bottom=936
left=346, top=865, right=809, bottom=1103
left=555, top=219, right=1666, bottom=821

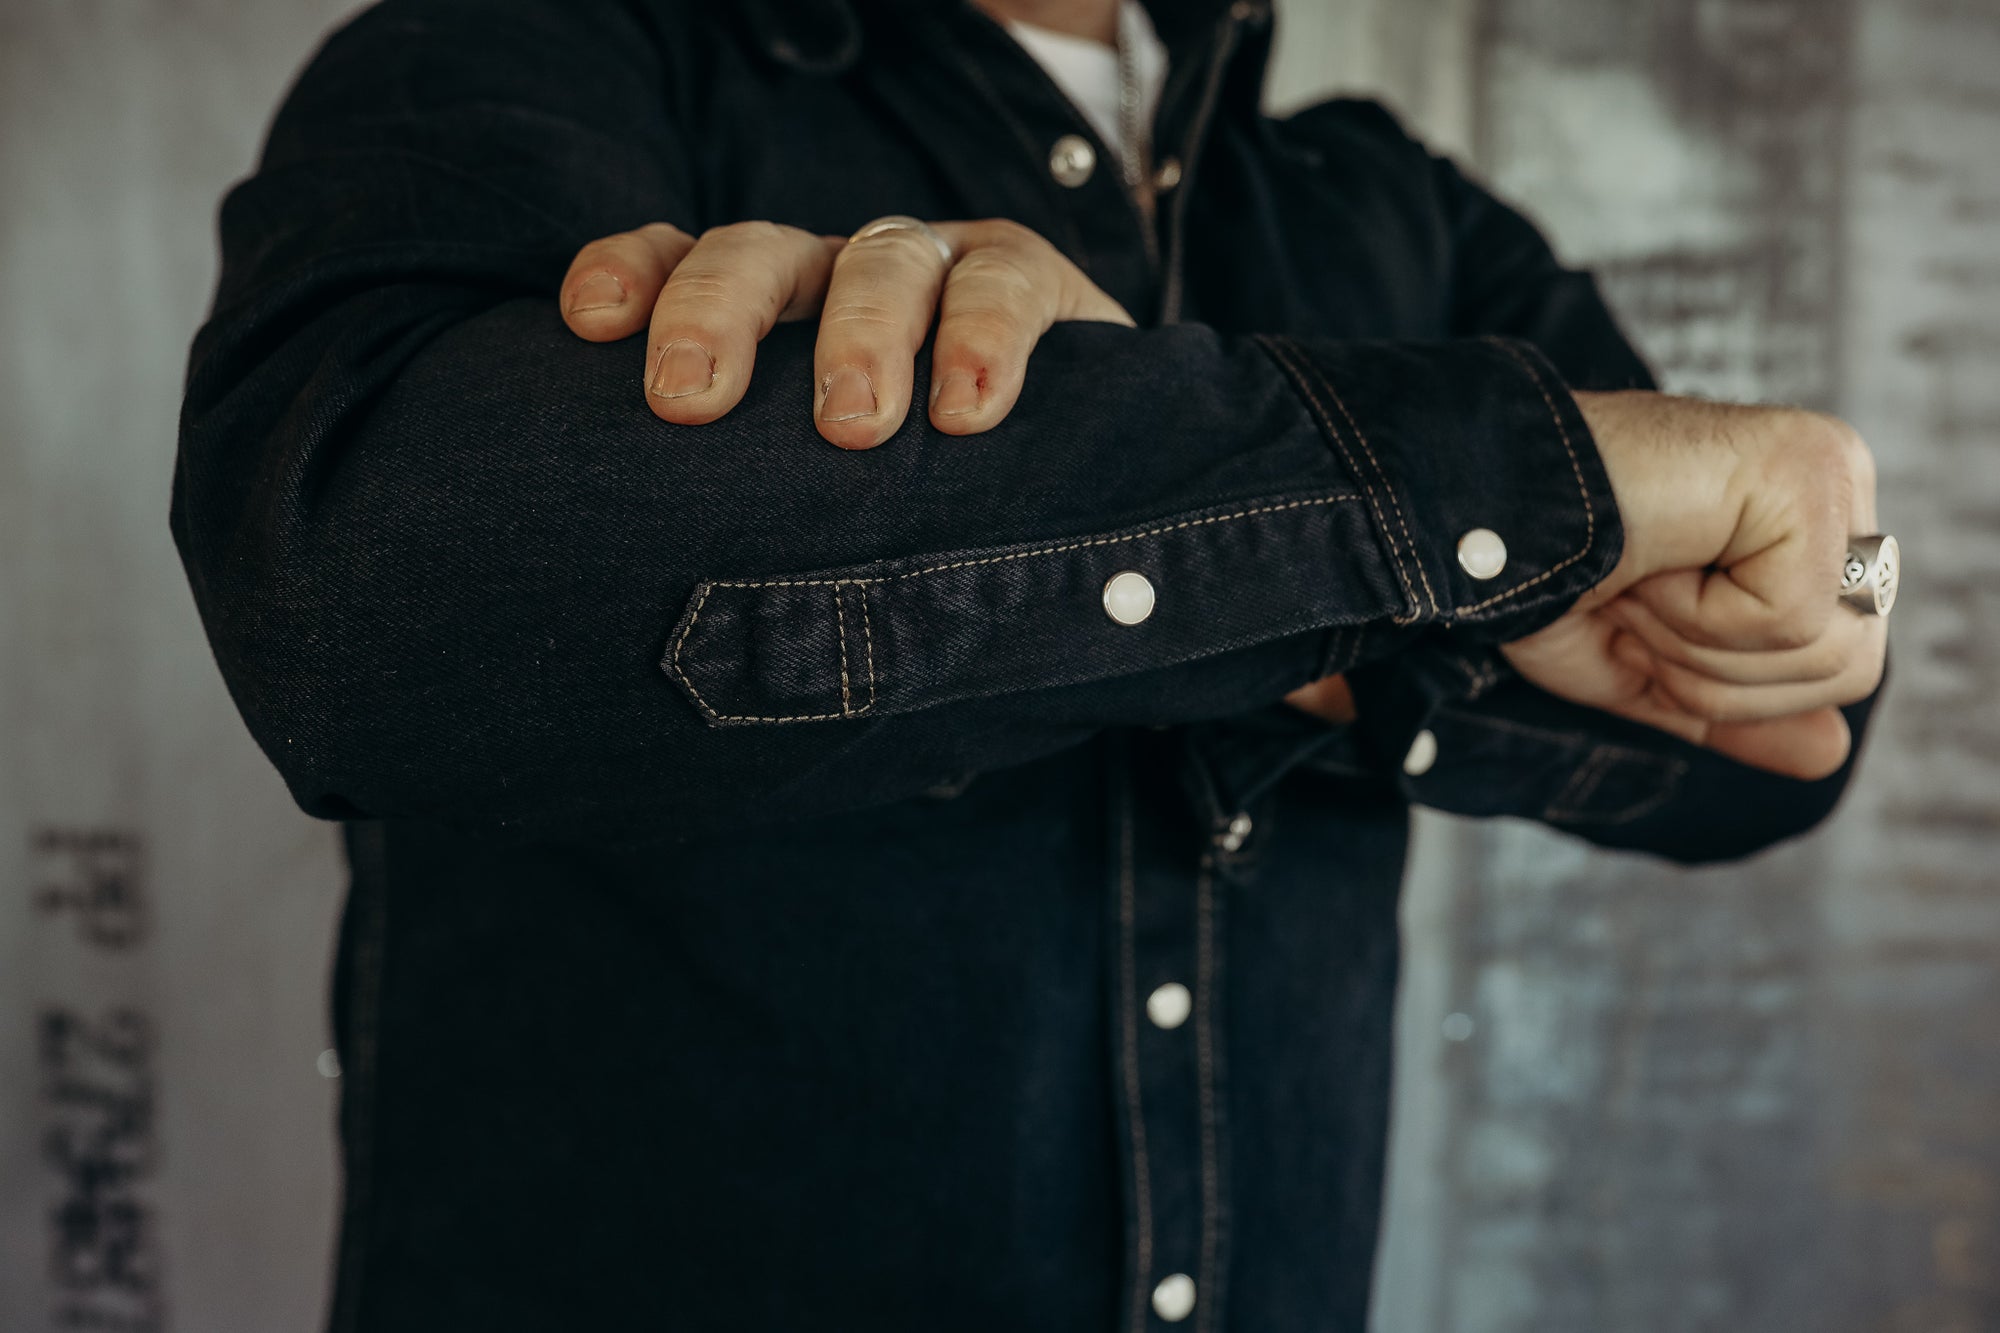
left=1006, top=1, right=1168, bottom=176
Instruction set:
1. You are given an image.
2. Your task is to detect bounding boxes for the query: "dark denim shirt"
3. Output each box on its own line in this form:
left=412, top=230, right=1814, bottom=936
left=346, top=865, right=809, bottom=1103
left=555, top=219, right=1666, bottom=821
left=173, top=0, right=1877, bottom=1328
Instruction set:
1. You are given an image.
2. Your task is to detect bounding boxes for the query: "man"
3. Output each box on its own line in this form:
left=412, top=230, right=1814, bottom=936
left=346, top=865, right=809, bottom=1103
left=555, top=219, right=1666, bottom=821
left=174, top=0, right=1889, bottom=1328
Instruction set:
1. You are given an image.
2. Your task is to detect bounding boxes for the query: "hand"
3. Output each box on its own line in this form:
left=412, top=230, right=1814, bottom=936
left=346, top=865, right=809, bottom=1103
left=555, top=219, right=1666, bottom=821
left=1501, top=391, right=1887, bottom=780
left=1283, top=674, right=1356, bottom=725
left=559, top=218, right=1133, bottom=448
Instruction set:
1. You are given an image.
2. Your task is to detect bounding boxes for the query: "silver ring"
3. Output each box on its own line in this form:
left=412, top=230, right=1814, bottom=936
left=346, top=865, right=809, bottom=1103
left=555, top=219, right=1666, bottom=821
left=1839, top=533, right=1899, bottom=617
left=846, top=214, right=953, bottom=266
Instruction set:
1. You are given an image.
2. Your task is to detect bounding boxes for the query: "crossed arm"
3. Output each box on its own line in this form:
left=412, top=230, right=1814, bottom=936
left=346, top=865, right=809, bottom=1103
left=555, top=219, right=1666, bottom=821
left=554, top=214, right=1882, bottom=781
left=174, top=0, right=1881, bottom=855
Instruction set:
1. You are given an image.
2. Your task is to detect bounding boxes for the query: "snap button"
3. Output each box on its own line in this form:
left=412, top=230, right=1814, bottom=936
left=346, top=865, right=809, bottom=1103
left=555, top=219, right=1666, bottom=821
left=1218, top=812, right=1252, bottom=852
left=1152, top=1273, right=1197, bottom=1322
left=1403, top=728, right=1438, bottom=777
left=1146, top=982, right=1192, bottom=1030
left=1102, top=570, right=1155, bottom=626
left=1048, top=134, right=1096, bottom=187
left=1457, top=528, right=1507, bottom=580
left=1153, top=156, right=1183, bottom=191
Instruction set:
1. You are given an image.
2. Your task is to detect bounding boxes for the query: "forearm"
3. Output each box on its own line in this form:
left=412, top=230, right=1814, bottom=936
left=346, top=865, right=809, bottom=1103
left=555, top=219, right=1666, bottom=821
left=176, top=260, right=1616, bottom=836
left=174, top=0, right=1628, bottom=839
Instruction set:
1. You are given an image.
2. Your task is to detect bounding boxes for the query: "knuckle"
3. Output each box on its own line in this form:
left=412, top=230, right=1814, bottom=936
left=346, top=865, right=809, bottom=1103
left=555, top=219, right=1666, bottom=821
left=821, top=301, right=911, bottom=334
left=980, top=217, right=1042, bottom=252
left=843, top=227, right=935, bottom=266
left=1781, top=412, right=1866, bottom=489
left=939, top=310, right=1025, bottom=359
left=637, top=221, right=692, bottom=248
left=1804, top=635, right=1850, bottom=680
left=1666, top=672, right=1732, bottom=722
left=661, top=273, right=760, bottom=318
left=703, top=219, right=785, bottom=251
left=1842, top=425, right=1878, bottom=495
left=570, top=236, right=632, bottom=271
left=1765, top=615, right=1823, bottom=652
left=1759, top=583, right=1832, bottom=651
left=951, top=249, right=1040, bottom=297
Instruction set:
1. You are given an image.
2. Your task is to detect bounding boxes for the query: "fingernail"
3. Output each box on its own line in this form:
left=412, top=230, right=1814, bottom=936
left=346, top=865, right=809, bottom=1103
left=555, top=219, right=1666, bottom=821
left=568, top=271, right=626, bottom=313
left=932, top=370, right=980, bottom=418
left=819, top=367, right=876, bottom=422
left=650, top=338, right=714, bottom=399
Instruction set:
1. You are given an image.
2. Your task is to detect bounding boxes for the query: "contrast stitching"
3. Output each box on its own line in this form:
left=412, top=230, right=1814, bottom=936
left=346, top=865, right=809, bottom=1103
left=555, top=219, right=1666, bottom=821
left=1546, top=746, right=1614, bottom=822
left=1549, top=751, right=1689, bottom=825
left=833, top=583, right=853, bottom=718
left=1586, top=757, right=1688, bottom=826
left=1294, top=349, right=1442, bottom=616
left=1448, top=653, right=1500, bottom=700
left=1116, top=767, right=1154, bottom=1333
left=669, top=495, right=1359, bottom=723
left=669, top=584, right=851, bottom=724
left=1436, top=707, right=1585, bottom=748
left=1454, top=340, right=1598, bottom=616
left=1255, top=336, right=1426, bottom=621
left=702, top=495, right=1357, bottom=589
left=1321, top=622, right=1354, bottom=678
left=856, top=582, right=877, bottom=714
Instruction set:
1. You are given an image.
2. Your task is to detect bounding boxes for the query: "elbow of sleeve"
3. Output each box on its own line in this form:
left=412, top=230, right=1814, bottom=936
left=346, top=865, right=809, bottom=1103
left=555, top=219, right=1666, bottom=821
left=173, top=541, right=420, bottom=824
left=171, top=464, right=604, bottom=829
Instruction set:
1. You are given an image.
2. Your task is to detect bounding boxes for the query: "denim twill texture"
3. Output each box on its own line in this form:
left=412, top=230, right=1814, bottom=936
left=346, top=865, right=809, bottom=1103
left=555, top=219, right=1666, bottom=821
left=174, top=0, right=1879, bottom=1328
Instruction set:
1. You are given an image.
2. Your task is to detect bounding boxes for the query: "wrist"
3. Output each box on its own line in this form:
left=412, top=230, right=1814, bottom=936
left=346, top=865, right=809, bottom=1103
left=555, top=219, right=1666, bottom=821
left=1570, top=388, right=1742, bottom=599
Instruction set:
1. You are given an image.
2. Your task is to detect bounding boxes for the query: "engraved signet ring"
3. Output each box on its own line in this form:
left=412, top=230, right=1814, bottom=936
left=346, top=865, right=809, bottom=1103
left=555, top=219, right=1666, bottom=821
left=1839, top=533, right=1899, bottom=618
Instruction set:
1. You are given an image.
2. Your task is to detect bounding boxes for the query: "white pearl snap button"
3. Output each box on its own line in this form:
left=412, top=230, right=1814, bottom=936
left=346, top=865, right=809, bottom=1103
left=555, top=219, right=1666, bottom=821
left=1403, top=728, right=1438, bottom=777
left=1218, top=812, right=1253, bottom=852
left=1457, top=527, right=1507, bottom=580
left=1048, top=134, right=1096, bottom=187
left=1146, top=982, right=1192, bottom=1030
left=1152, top=1273, right=1197, bottom=1322
left=1102, top=570, right=1155, bottom=626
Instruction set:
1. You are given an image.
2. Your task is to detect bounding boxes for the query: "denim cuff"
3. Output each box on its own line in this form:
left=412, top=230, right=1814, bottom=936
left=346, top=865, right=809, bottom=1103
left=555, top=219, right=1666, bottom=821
left=667, top=490, right=1377, bottom=726
left=1256, top=334, right=1623, bottom=643
left=1346, top=638, right=1689, bottom=830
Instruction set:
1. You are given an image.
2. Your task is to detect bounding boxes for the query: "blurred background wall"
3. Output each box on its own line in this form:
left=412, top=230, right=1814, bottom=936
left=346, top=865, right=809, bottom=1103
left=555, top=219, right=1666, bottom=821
left=1, top=1, right=1994, bottom=1330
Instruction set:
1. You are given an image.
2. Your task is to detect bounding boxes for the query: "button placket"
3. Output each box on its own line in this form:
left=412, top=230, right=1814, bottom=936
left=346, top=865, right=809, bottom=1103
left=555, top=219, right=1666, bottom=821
left=1114, top=733, right=1231, bottom=1333
left=1189, top=850, right=1225, bottom=1333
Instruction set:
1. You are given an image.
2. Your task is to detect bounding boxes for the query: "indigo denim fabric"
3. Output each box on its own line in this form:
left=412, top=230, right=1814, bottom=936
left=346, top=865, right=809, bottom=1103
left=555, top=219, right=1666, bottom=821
left=175, top=0, right=1879, bottom=1328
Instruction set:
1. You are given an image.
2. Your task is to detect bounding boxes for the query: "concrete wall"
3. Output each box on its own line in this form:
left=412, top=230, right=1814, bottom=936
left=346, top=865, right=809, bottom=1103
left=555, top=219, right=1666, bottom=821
left=0, top=3, right=1993, bottom=1331
left=1298, top=4, right=2000, bottom=1330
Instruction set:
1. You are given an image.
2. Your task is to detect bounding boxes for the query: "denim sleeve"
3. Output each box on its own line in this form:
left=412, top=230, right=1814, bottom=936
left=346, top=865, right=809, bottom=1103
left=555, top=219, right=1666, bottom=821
left=1320, top=105, right=1882, bottom=860
left=172, top=0, right=1621, bottom=839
